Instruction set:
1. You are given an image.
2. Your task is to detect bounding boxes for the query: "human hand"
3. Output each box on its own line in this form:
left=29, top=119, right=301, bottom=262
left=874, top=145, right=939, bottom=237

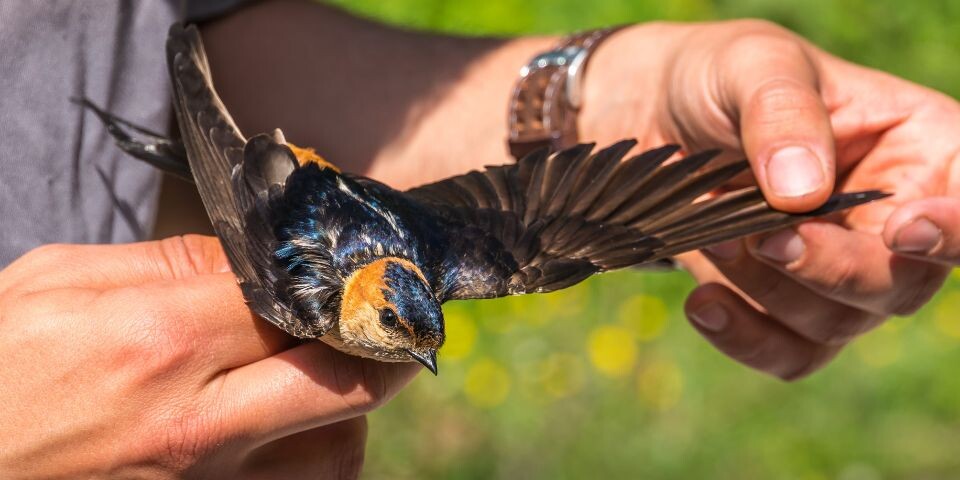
left=0, top=235, right=419, bottom=478
left=581, top=20, right=960, bottom=379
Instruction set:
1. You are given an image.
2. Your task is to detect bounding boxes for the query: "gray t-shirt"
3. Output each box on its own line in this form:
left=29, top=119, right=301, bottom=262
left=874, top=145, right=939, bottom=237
left=0, top=1, right=247, bottom=267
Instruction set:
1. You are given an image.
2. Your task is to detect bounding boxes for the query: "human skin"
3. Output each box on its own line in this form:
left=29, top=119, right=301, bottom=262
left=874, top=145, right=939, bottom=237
left=4, top=1, right=960, bottom=477
left=0, top=236, right=419, bottom=478
left=582, top=21, right=960, bottom=379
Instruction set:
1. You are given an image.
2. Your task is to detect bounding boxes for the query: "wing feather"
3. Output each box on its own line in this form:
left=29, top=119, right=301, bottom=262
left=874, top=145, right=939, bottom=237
left=166, top=24, right=324, bottom=337
left=407, top=142, right=886, bottom=300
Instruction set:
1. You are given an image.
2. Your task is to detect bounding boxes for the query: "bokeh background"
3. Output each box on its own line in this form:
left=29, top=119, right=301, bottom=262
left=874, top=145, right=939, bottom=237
left=321, top=1, right=960, bottom=478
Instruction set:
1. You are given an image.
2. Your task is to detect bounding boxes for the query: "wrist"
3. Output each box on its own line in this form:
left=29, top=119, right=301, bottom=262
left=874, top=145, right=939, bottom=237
left=367, top=35, right=557, bottom=187
left=578, top=22, right=686, bottom=149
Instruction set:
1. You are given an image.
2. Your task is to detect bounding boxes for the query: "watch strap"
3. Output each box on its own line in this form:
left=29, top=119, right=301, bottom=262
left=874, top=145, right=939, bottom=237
left=507, top=27, right=621, bottom=160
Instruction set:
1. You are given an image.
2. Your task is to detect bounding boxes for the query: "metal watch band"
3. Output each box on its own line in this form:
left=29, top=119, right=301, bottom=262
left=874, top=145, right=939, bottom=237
left=507, top=27, right=621, bottom=161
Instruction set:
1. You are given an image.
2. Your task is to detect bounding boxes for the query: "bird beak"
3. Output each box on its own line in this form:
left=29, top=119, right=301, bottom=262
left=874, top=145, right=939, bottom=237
left=406, top=349, right=438, bottom=375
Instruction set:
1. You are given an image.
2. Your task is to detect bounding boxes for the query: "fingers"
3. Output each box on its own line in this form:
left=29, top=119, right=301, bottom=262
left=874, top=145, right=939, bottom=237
left=685, top=283, right=840, bottom=380
left=684, top=218, right=949, bottom=380
left=100, top=272, right=296, bottom=370
left=212, top=341, right=420, bottom=446
left=702, top=239, right=883, bottom=346
left=748, top=222, right=949, bottom=316
left=0, top=235, right=231, bottom=296
left=884, top=197, right=960, bottom=265
left=0, top=235, right=288, bottom=368
left=240, top=417, right=367, bottom=479
left=720, top=30, right=836, bottom=212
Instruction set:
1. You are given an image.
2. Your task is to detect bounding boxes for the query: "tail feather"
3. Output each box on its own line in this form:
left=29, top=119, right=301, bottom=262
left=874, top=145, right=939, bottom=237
left=72, top=96, right=192, bottom=181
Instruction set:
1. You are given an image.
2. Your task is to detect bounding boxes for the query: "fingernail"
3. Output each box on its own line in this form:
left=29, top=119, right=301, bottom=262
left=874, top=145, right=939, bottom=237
left=690, top=303, right=728, bottom=332
left=767, top=146, right=825, bottom=198
left=894, top=217, right=942, bottom=253
left=704, top=240, right=742, bottom=262
left=755, top=229, right=805, bottom=264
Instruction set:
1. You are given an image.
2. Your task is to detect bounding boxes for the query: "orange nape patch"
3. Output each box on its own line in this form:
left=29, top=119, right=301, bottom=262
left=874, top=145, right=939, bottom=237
left=287, top=143, right=340, bottom=173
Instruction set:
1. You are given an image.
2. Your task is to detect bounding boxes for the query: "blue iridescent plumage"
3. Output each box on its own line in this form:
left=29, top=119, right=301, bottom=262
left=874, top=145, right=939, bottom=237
left=383, top=261, right=443, bottom=341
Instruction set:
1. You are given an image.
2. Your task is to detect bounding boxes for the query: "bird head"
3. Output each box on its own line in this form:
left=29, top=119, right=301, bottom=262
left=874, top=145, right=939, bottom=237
left=338, top=257, right=444, bottom=374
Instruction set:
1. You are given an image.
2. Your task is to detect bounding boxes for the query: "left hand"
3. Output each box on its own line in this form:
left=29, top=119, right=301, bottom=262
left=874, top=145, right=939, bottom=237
left=0, top=235, right=419, bottom=478
left=582, top=20, right=960, bottom=380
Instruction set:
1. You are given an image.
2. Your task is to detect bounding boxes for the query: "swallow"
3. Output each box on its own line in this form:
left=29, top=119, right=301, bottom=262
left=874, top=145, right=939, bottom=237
left=82, top=24, right=888, bottom=375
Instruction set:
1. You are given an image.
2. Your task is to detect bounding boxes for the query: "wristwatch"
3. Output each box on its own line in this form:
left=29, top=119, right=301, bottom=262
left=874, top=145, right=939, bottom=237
left=507, top=27, right=622, bottom=161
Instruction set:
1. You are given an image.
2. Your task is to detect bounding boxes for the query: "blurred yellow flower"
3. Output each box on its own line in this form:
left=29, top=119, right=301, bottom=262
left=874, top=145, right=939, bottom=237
left=618, top=294, right=668, bottom=341
left=587, top=325, right=637, bottom=377
left=442, top=310, right=477, bottom=362
left=464, top=358, right=511, bottom=408
left=537, top=353, right=586, bottom=399
left=934, top=292, right=960, bottom=339
left=637, top=359, right=684, bottom=411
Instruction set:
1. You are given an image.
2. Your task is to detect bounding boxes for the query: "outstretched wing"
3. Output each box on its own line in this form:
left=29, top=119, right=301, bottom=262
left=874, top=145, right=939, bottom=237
left=407, top=141, right=887, bottom=300
left=167, top=24, right=326, bottom=337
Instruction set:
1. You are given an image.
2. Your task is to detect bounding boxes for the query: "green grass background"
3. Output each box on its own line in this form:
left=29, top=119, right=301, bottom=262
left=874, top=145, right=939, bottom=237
left=323, top=1, right=960, bottom=478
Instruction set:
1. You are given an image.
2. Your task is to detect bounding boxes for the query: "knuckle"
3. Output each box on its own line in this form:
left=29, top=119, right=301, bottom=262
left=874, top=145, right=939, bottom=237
left=821, top=255, right=859, bottom=301
left=749, top=77, right=820, bottom=119
left=354, top=380, right=389, bottom=413
left=155, top=407, right=224, bottom=470
left=745, top=268, right=788, bottom=306
left=727, top=329, right=779, bottom=370
left=721, top=28, right=808, bottom=67
left=328, top=418, right=368, bottom=478
left=154, top=235, right=221, bottom=279
left=14, top=243, right=76, bottom=271
left=778, top=345, right=838, bottom=382
left=891, top=265, right=949, bottom=316
left=723, top=18, right=785, bottom=36
left=806, top=310, right=880, bottom=346
left=725, top=325, right=837, bottom=382
left=727, top=31, right=801, bottom=60
left=0, top=245, right=88, bottom=301
left=155, top=236, right=201, bottom=279
left=338, top=361, right=392, bottom=415
left=0, top=289, right=100, bottom=338
left=23, top=243, right=72, bottom=261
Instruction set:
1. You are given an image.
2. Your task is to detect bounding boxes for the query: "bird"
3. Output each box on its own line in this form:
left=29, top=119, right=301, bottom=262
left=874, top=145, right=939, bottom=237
left=81, top=24, right=887, bottom=376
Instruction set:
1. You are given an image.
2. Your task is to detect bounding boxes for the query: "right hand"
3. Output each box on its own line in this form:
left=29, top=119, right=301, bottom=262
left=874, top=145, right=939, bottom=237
left=581, top=19, right=958, bottom=380
left=0, top=235, right=419, bottom=478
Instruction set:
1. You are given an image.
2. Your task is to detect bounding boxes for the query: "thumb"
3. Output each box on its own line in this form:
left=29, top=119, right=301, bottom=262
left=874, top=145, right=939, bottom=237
left=723, top=34, right=836, bottom=212
left=884, top=197, right=960, bottom=265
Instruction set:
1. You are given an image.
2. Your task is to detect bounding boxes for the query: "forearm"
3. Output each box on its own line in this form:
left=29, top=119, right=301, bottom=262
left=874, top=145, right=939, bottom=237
left=201, top=0, right=553, bottom=187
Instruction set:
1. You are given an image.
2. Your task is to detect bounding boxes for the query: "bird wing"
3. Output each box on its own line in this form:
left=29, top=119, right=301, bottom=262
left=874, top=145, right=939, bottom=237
left=406, top=141, right=887, bottom=300
left=167, top=24, right=331, bottom=337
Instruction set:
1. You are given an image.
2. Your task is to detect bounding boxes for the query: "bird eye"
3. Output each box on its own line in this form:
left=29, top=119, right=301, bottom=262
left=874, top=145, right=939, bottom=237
left=379, top=308, right=398, bottom=329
